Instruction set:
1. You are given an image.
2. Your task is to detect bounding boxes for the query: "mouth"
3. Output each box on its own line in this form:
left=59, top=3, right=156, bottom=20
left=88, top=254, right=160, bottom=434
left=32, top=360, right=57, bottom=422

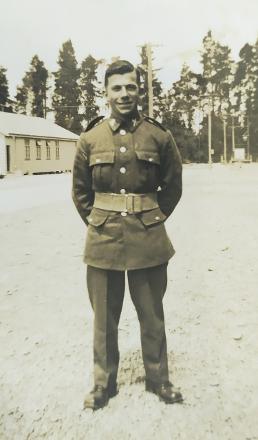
left=117, top=102, right=133, bottom=109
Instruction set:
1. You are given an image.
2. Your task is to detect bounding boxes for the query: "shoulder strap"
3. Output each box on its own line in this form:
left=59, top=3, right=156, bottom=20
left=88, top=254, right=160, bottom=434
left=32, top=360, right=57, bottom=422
left=143, top=115, right=167, bottom=132
left=85, top=116, right=105, bottom=132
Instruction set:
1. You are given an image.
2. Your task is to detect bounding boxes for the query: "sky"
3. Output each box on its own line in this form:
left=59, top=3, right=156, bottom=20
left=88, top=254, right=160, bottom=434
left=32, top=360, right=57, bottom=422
left=0, top=0, right=258, bottom=98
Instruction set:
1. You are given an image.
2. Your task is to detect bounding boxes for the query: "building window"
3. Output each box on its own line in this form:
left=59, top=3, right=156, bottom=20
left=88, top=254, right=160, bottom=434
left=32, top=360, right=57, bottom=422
left=25, top=145, right=30, bottom=160
left=46, top=140, right=51, bottom=146
left=56, top=146, right=60, bottom=160
left=55, top=140, right=59, bottom=146
left=36, top=140, right=42, bottom=146
left=24, top=139, right=30, bottom=160
left=46, top=146, right=51, bottom=160
left=36, top=146, right=41, bottom=160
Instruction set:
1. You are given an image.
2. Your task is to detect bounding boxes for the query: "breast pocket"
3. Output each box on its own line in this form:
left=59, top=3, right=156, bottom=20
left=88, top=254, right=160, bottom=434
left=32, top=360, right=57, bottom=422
left=89, top=152, right=115, bottom=189
left=135, top=150, right=160, bottom=187
left=135, top=150, right=160, bottom=165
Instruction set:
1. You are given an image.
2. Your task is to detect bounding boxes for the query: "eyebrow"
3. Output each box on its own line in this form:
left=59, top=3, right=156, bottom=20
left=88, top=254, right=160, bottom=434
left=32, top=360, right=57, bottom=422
left=111, top=84, right=138, bottom=89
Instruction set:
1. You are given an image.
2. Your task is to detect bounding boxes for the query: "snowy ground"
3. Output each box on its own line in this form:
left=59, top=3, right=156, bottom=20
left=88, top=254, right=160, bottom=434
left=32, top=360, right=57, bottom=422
left=0, top=164, right=258, bottom=440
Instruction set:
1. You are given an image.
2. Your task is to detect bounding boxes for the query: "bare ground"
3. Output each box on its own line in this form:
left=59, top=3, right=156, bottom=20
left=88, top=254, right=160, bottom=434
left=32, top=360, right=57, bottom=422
left=0, top=164, right=258, bottom=440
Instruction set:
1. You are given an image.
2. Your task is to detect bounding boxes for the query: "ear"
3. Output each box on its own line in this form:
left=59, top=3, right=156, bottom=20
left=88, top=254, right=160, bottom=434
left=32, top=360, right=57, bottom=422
left=104, top=87, right=109, bottom=102
left=139, top=85, right=145, bottom=96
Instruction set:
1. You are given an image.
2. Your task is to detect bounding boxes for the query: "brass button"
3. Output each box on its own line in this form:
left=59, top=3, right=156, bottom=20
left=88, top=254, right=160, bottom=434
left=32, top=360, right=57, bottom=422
left=120, top=146, right=127, bottom=153
left=148, top=157, right=154, bottom=162
left=155, top=216, right=160, bottom=220
left=121, top=211, right=127, bottom=217
left=120, top=188, right=126, bottom=194
left=120, top=167, right=126, bottom=174
left=120, top=129, right=126, bottom=135
left=96, top=158, right=101, bottom=163
left=88, top=217, right=92, bottom=222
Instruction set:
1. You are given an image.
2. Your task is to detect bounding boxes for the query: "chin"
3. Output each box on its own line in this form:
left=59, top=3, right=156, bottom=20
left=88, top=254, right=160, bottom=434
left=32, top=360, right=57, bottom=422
left=117, top=108, right=135, bottom=116
left=120, top=109, right=133, bottom=115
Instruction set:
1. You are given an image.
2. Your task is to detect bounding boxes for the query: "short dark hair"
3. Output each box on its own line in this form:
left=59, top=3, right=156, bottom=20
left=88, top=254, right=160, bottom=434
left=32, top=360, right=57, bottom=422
left=104, top=60, right=140, bottom=87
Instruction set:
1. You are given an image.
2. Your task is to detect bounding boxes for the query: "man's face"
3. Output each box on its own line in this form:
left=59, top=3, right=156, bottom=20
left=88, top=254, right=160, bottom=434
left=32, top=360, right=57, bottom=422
left=105, top=70, right=139, bottom=117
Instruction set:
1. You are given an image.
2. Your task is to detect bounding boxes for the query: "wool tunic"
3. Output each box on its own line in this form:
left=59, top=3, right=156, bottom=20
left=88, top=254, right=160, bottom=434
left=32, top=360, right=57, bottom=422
left=72, top=116, right=182, bottom=270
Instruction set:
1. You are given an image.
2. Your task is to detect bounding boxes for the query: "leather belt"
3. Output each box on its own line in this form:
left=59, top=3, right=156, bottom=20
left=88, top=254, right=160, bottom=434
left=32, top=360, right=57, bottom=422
left=93, top=192, right=158, bottom=213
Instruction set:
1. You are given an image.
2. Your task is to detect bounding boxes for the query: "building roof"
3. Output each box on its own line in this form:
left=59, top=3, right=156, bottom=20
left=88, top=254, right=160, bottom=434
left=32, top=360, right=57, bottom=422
left=0, top=111, right=79, bottom=140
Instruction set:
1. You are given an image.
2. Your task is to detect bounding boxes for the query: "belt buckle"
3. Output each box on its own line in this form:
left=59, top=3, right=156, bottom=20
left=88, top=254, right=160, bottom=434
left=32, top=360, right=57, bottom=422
left=125, top=194, right=141, bottom=213
left=126, top=194, right=134, bottom=213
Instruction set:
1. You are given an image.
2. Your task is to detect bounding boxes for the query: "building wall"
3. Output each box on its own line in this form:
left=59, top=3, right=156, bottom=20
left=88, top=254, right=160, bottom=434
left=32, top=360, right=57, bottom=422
left=0, top=133, right=7, bottom=176
left=6, top=136, right=76, bottom=174
left=5, top=137, right=15, bottom=172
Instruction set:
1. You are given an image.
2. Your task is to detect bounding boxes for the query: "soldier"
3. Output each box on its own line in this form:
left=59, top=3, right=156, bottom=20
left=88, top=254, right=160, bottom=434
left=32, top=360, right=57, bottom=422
left=72, top=59, right=183, bottom=410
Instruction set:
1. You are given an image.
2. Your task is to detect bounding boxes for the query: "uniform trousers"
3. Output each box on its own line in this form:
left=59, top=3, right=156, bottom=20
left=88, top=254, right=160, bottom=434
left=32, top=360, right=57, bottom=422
left=87, top=263, right=169, bottom=389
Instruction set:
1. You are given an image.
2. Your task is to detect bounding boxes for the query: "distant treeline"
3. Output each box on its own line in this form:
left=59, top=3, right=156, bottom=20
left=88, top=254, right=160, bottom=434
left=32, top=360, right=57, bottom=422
left=1, top=31, right=258, bottom=162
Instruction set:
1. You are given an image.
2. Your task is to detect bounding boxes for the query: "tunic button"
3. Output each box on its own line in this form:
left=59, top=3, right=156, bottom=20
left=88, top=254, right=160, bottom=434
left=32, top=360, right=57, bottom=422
left=149, top=157, right=154, bottom=162
left=121, top=211, right=127, bottom=217
left=120, top=167, right=126, bottom=174
left=120, top=129, right=126, bottom=135
left=120, top=188, right=126, bottom=194
left=120, top=146, right=127, bottom=153
left=96, top=158, right=101, bottom=163
left=155, top=216, right=160, bottom=220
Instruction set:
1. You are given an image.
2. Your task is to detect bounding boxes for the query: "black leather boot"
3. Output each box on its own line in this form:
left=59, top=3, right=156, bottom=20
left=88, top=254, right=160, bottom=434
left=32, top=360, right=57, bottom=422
left=83, top=383, right=118, bottom=410
left=145, top=380, right=183, bottom=404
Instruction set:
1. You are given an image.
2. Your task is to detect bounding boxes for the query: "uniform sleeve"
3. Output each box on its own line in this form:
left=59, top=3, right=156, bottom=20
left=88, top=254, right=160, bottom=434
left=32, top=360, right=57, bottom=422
left=157, top=130, right=182, bottom=218
left=72, top=134, right=94, bottom=225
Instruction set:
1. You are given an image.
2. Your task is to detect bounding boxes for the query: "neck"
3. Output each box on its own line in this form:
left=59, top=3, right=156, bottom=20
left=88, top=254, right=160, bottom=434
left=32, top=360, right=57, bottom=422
left=111, top=108, right=139, bottom=122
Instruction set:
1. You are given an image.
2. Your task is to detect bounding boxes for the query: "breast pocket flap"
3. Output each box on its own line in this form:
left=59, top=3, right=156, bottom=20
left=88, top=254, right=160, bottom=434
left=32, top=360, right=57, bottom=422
left=135, top=150, right=160, bottom=165
left=89, top=152, right=115, bottom=166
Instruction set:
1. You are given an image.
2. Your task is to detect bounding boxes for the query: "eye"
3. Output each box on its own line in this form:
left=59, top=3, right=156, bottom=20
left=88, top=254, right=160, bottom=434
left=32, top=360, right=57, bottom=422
left=127, top=84, right=137, bottom=92
left=112, top=86, right=121, bottom=92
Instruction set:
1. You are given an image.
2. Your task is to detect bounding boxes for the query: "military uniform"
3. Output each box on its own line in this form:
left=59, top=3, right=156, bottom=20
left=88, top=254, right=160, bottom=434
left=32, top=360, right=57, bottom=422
left=72, top=114, right=182, bottom=395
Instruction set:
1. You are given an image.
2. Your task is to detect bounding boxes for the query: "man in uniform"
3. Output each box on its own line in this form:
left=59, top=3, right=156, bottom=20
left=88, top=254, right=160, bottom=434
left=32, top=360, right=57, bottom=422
left=72, top=60, right=183, bottom=410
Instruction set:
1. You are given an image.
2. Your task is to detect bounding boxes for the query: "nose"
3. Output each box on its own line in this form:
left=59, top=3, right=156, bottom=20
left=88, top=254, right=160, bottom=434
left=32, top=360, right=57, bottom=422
left=121, top=86, right=129, bottom=98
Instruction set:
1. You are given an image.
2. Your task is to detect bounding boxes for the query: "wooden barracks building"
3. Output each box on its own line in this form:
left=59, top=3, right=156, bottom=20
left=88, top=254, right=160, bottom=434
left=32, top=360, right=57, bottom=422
left=0, top=111, right=79, bottom=177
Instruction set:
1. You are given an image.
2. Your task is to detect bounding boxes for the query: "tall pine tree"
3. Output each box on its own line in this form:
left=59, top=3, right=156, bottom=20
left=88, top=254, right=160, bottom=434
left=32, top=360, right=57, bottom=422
left=201, top=30, right=233, bottom=116
left=251, top=38, right=258, bottom=159
left=233, top=41, right=258, bottom=159
left=15, top=55, right=49, bottom=117
left=15, top=71, right=32, bottom=114
left=30, top=55, right=48, bottom=117
left=163, top=65, right=202, bottom=162
left=233, top=43, right=253, bottom=116
left=199, top=31, right=234, bottom=161
left=52, top=40, right=82, bottom=134
left=168, top=63, right=202, bottom=130
left=0, top=66, right=9, bottom=112
left=79, top=55, right=101, bottom=128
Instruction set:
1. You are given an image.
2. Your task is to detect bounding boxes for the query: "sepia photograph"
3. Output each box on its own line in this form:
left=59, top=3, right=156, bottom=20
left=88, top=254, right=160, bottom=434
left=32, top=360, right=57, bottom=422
left=0, top=0, right=258, bottom=439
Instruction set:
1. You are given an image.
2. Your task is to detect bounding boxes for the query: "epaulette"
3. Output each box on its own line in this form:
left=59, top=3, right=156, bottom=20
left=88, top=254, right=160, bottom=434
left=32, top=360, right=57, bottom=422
left=143, top=116, right=167, bottom=132
left=85, top=116, right=105, bottom=132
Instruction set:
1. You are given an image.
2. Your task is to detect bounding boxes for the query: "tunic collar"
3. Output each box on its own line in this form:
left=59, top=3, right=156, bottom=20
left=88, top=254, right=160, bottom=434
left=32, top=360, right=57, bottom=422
left=108, top=111, right=143, bottom=132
